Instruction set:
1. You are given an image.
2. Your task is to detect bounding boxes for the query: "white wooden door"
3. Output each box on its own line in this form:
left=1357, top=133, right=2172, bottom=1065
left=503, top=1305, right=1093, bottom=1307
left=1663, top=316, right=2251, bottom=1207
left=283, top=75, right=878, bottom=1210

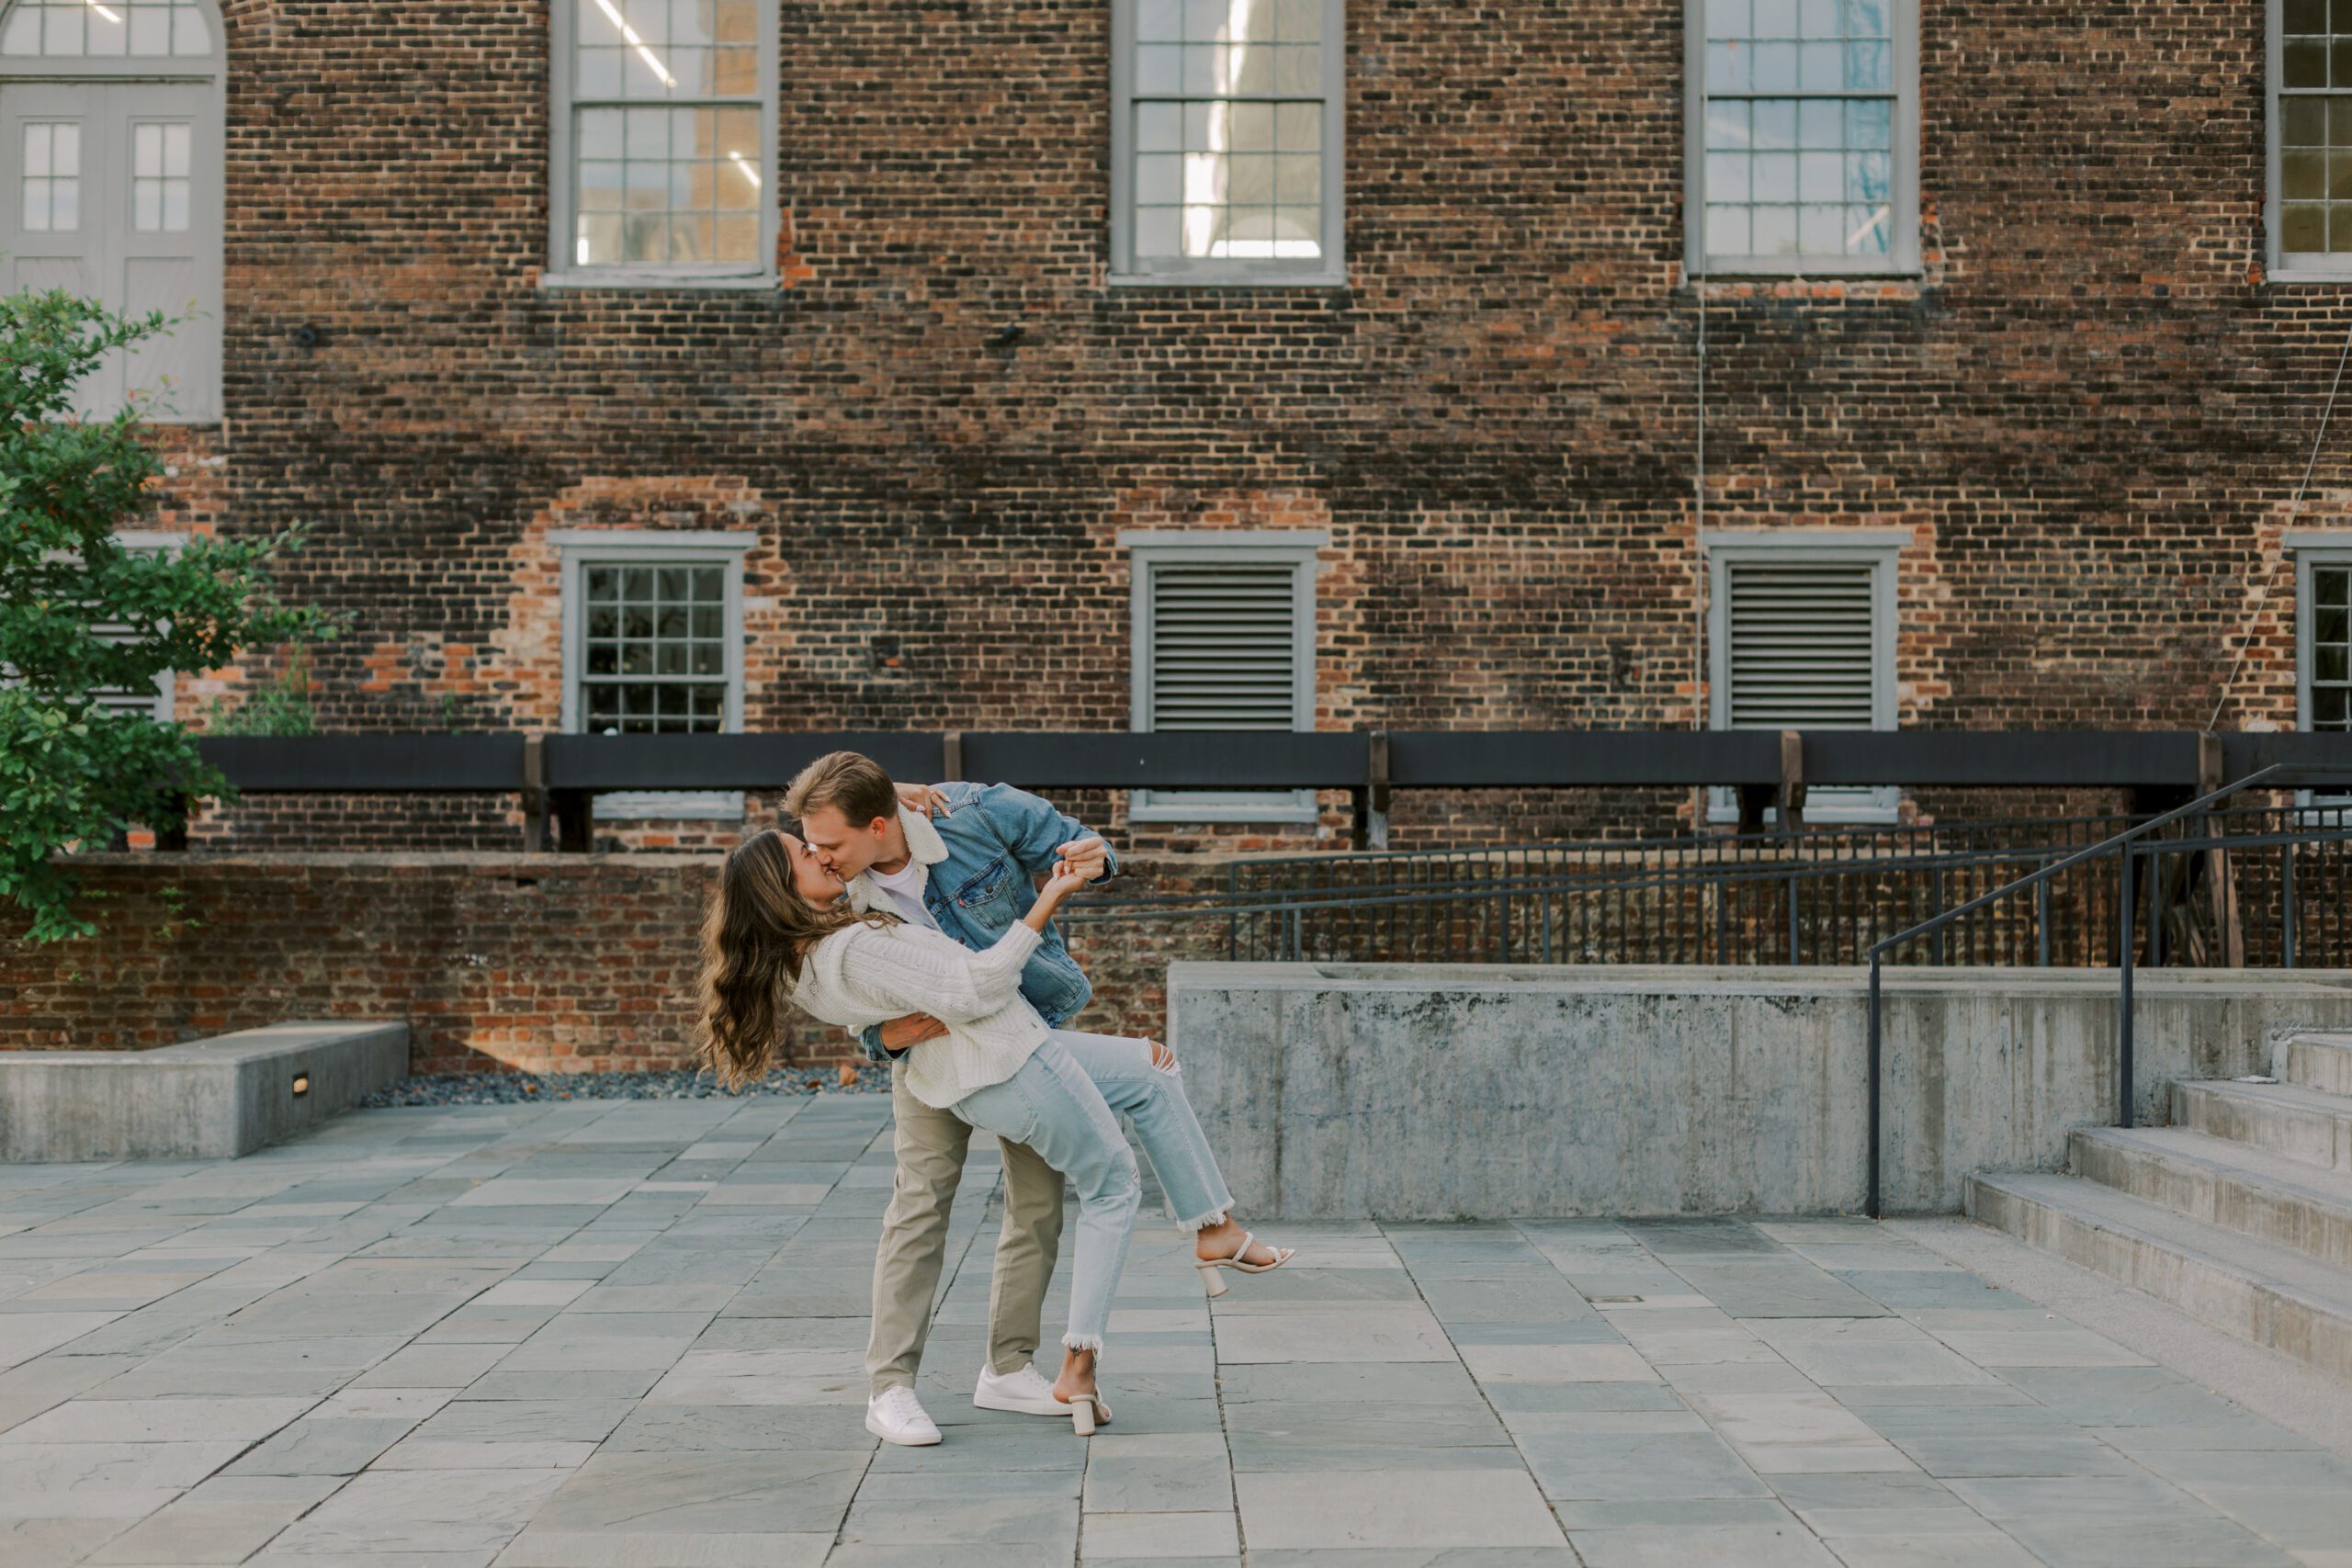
left=0, top=80, right=219, bottom=419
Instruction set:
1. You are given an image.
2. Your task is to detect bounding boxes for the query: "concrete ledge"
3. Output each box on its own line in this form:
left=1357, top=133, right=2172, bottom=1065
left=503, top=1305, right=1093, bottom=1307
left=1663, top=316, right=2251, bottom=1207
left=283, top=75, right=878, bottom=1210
left=0, top=1021, right=409, bottom=1163
left=1168, top=964, right=2352, bottom=1219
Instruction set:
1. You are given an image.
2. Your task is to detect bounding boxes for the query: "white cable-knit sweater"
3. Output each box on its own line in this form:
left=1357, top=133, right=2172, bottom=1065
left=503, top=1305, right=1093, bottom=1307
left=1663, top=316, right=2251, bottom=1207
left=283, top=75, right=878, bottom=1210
left=788, top=918, right=1048, bottom=1110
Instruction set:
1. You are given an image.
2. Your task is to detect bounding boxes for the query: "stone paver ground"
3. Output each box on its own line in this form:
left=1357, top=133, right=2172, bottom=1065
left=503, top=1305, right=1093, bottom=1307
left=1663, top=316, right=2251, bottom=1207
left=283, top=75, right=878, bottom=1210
left=6, top=1097, right=2352, bottom=1567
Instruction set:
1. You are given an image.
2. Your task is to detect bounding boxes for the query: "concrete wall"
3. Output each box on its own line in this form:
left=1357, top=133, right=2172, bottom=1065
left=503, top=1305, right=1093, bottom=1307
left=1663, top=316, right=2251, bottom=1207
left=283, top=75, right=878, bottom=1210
left=1168, top=965, right=2352, bottom=1219
left=0, top=1022, right=409, bottom=1163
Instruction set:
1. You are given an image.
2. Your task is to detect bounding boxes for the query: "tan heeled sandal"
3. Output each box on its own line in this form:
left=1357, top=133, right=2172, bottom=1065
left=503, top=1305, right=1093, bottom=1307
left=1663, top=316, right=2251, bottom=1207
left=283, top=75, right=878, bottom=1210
left=1054, top=1388, right=1112, bottom=1436
left=1195, top=1231, right=1296, bottom=1299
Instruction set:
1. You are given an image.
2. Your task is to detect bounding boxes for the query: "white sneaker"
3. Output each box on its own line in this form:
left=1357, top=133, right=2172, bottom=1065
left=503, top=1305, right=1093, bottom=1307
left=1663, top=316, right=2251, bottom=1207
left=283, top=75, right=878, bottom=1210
left=865, top=1386, right=942, bottom=1447
left=973, top=1362, right=1066, bottom=1416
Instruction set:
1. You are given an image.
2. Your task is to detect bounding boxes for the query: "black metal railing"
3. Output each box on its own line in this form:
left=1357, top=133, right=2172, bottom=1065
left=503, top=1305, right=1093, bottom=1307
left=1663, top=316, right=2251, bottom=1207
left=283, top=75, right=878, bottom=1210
left=1860, top=764, right=2352, bottom=1218
left=1216, top=814, right=2140, bottom=968
left=1053, top=802, right=2352, bottom=976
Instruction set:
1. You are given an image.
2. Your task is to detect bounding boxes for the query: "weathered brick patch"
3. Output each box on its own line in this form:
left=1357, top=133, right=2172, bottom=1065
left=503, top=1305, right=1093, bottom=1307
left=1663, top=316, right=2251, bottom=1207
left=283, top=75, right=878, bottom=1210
left=0, top=853, right=1230, bottom=1074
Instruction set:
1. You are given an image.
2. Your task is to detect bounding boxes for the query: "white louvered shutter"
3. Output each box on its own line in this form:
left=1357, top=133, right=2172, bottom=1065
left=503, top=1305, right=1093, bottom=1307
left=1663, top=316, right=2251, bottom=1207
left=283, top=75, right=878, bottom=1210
left=89, top=540, right=172, bottom=721
left=1146, top=563, right=1305, bottom=732
left=1724, top=559, right=1882, bottom=730
left=87, top=633, right=170, bottom=719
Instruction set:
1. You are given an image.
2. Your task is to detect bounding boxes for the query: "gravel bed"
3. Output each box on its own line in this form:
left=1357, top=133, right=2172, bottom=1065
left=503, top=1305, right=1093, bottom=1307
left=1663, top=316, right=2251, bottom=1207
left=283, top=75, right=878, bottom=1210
left=360, top=1063, right=889, bottom=1107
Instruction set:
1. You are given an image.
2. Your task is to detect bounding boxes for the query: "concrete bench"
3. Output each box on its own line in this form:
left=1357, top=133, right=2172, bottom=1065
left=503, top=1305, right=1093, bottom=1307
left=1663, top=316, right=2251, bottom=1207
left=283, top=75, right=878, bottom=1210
left=0, top=1021, right=409, bottom=1163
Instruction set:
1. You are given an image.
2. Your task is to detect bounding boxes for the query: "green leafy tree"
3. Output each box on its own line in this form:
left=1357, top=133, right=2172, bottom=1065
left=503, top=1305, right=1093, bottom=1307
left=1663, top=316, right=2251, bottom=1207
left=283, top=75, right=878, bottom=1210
left=1, top=290, right=331, bottom=941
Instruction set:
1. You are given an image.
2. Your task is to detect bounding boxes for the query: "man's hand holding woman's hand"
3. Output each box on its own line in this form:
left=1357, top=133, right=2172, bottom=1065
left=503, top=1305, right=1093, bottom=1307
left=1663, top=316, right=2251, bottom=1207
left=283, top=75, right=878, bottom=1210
left=1025, top=856, right=1096, bottom=931
left=1055, top=836, right=1109, bottom=884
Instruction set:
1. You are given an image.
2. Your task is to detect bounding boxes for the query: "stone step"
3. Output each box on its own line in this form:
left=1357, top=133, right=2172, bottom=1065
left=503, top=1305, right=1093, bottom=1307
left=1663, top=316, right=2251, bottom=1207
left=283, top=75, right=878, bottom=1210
left=2288, top=1033, right=2352, bottom=1097
left=1966, top=1170, right=2352, bottom=1381
left=2172, top=1078, right=2352, bottom=1175
left=2068, top=1125, right=2352, bottom=1269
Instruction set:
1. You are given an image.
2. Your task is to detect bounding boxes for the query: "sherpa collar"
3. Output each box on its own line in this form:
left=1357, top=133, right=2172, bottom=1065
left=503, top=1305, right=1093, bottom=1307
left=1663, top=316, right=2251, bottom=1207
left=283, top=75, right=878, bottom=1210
left=842, top=804, right=947, bottom=912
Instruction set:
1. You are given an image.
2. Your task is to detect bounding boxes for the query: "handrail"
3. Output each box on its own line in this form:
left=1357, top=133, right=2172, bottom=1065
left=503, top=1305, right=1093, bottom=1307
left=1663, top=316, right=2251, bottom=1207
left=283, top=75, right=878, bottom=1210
left=1861, top=762, right=2320, bottom=1218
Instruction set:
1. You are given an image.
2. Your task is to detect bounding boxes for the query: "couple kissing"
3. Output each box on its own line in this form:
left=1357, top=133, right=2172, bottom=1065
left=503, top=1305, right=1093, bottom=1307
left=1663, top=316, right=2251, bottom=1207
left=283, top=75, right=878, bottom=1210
left=695, top=750, right=1293, bottom=1442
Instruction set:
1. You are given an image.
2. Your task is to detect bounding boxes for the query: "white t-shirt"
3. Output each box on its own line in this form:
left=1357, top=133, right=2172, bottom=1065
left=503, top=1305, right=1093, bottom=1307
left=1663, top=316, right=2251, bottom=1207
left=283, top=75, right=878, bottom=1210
left=865, top=859, right=941, bottom=932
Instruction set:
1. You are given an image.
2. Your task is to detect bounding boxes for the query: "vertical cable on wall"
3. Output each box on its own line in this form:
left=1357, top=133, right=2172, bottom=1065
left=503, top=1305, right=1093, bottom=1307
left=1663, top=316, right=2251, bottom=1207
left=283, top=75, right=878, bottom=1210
left=1692, top=273, right=1712, bottom=836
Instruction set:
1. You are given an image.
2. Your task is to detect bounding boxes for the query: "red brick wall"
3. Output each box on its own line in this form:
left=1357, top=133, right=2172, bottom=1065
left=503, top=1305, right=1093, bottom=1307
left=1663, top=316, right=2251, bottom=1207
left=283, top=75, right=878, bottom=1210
left=113, top=4, right=2339, bottom=852
left=0, top=852, right=1228, bottom=1073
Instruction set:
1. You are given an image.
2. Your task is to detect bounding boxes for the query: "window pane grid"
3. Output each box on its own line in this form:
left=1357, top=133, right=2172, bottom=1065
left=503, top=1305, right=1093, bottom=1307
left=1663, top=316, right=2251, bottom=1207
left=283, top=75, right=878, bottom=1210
left=579, top=563, right=730, bottom=734
left=2280, top=2, right=2352, bottom=254
left=1129, top=0, right=1327, bottom=264
left=1702, top=0, right=1894, bottom=262
left=2315, top=563, right=2352, bottom=731
left=571, top=0, right=763, bottom=268
left=1, top=0, right=212, bottom=57
left=130, top=121, right=191, bottom=233
left=20, top=119, right=79, bottom=232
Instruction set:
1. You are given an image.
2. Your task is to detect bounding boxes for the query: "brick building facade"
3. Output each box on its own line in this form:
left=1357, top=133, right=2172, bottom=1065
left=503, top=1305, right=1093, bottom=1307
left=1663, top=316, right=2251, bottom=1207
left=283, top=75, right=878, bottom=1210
left=12, top=0, right=2352, bottom=854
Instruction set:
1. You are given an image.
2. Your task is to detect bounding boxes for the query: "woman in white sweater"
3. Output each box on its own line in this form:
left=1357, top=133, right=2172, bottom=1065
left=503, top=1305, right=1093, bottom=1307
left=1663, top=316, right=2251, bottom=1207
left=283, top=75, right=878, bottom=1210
left=696, top=828, right=1291, bottom=1435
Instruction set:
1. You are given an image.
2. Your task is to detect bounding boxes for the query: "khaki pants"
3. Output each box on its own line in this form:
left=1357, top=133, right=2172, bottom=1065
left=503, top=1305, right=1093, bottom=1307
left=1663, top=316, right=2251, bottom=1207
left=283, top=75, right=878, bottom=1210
left=866, top=1065, right=1066, bottom=1395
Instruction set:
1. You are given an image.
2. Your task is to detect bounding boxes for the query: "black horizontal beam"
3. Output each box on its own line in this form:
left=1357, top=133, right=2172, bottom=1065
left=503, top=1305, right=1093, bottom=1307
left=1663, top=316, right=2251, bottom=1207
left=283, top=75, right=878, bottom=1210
left=198, top=735, right=526, bottom=792
left=1804, top=731, right=2203, bottom=788
left=543, top=734, right=941, bottom=791
left=191, top=730, right=2352, bottom=798
left=959, top=731, right=1370, bottom=788
left=1388, top=730, right=1781, bottom=787
left=2220, top=732, right=2352, bottom=789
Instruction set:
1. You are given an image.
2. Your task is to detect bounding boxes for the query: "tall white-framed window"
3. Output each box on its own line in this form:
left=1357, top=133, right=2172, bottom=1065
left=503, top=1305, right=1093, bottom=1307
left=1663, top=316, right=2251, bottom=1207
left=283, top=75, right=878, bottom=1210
left=2304, top=549, right=2352, bottom=731
left=1110, top=0, right=1346, bottom=288
left=1706, top=528, right=1902, bottom=823
left=1124, top=529, right=1321, bottom=823
left=0, top=0, right=223, bottom=420
left=1686, top=0, right=1919, bottom=276
left=555, top=529, right=752, bottom=819
left=2272, top=1, right=2352, bottom=281
left=2295, top=535, right=2352, bottom=808
left=546, top=0, right=778, bottom=288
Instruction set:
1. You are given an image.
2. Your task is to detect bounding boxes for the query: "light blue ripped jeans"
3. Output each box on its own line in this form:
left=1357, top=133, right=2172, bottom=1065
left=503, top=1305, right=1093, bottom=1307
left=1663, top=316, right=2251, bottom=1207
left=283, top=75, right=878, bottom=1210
left=950, top=1029, right=1236, bottom=1356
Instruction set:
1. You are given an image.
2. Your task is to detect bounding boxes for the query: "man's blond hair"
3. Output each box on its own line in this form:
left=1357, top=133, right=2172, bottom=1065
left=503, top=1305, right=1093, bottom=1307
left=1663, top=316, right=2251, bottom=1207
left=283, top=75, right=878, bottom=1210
left=785, top=750, right=899, bottom=829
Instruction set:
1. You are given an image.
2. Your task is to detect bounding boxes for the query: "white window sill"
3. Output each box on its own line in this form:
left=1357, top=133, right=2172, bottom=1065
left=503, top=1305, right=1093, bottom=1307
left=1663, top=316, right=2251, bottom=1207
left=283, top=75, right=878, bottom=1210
left=1705, top=806, right=1904, bottom=828
left=1107, top=271, right=1350, bottom=290
left=1129, top=791, right=1321, bottom=825
left=594, top=790, right=747, bottom=822
left=1690, top=261, right=1923, bottom=281
left=539, top=271, right=776, bottom=292
left=2267, top=267, right=2352, bottom=286
left=1707, top=787, right=1902, bottom=828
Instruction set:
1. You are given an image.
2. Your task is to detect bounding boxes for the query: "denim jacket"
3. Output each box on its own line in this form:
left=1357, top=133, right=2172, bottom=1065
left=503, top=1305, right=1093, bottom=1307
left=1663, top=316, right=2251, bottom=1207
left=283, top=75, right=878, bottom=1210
left=841, top=781, right=1115, bottom=1063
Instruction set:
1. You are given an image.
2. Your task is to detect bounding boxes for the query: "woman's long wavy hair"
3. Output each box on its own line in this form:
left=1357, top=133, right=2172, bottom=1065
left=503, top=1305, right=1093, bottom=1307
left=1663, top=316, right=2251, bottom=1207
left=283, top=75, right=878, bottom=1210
left=697, top=829, right=895, bottom=1089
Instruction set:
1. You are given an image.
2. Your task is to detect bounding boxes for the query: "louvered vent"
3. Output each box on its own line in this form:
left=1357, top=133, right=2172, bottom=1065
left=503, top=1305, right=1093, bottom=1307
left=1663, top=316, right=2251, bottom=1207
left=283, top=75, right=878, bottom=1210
left=1724, top=559, right=1880, bottom=729
left=1148, top=564, right=1301, bottom=731
left=85, top=618, right=158, bottom=717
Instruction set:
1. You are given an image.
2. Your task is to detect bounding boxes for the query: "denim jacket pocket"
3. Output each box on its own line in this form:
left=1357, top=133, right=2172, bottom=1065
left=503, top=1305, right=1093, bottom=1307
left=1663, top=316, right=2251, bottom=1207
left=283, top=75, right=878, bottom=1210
left=951, top=856, right=1018, bottom=916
